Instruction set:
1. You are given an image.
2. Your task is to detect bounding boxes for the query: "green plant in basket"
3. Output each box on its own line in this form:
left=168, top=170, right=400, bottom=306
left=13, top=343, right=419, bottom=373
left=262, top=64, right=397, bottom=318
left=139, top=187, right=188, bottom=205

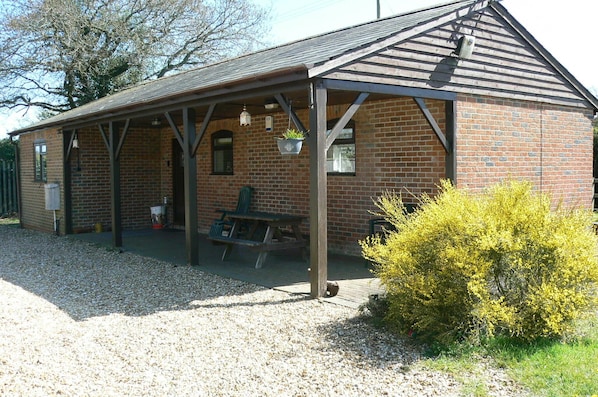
left=281, top=128, right=305, bottom=139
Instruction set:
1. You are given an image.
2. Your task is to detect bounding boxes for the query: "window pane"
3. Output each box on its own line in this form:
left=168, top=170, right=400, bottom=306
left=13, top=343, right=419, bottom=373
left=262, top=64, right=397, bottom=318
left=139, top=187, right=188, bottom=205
left=213, top=149, right=233, bottom=173
left=215, top=137, right=232, bottom=145
left=35, top=153, right=41, bottom=179
left=41, top=156, right=47, bottom=181
left=34, top=141, right=47, bottom=181
left=213, top=151, right=224, bottom=172
left=212, top=130, right=233, bottom=174
left=327, top=144, right=355, bottom=173
left=338, top=127, right=353, bottom=140
left=326, top=120, right=355, bottom=174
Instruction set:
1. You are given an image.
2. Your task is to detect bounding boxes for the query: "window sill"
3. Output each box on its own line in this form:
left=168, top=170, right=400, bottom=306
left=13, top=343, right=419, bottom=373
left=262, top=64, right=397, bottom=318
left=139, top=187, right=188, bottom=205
left=327, top=172, right=356, bottom=176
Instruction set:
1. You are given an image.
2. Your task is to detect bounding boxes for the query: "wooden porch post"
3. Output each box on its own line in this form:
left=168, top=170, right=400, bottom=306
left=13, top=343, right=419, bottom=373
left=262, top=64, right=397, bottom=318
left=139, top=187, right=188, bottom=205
left=108, top=122, right=122, bottom=247
left=99, top=120, right=130, bottom=248
left=182, top=107, right=199, bottom=266
left=62, top=130, right=76, bottom=235
left=445, top=100, right=457, bottom=183
left=308, top=80, right=328, bottom=298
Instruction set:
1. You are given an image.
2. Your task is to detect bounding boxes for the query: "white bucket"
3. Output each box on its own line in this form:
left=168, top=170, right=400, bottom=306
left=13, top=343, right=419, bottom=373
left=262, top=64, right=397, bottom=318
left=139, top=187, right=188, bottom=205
left=150, top=205, right=166, bottom=229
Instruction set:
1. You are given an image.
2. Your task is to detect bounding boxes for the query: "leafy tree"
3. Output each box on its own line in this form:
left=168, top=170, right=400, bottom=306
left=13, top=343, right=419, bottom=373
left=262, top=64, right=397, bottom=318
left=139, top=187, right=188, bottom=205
left=0, top=137, right=17, bottom=162
left=0, top=0, right=270, bottom=113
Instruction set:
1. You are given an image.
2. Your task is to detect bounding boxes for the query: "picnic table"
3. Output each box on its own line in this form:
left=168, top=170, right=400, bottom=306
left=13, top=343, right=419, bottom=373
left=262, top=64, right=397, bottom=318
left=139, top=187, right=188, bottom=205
left=207, top=211, right=307, bottom=269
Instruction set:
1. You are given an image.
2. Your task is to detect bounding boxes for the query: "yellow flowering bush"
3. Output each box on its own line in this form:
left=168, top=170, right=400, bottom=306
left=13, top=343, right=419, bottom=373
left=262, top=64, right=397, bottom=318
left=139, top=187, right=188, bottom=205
left=361, top=180, right=598, bottom=343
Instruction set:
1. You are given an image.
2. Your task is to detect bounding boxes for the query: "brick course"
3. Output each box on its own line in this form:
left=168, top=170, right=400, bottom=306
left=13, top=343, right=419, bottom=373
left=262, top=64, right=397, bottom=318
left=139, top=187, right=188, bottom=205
left=456, top=94, right=593, bottom=208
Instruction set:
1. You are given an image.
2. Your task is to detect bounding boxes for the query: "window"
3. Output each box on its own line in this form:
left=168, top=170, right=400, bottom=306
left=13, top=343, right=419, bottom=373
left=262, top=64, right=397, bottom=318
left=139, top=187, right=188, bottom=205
left=212, top=130, right=233, bottom=174
left=326, top=119, right=355, bottom=174
left=34, top=140, right=47, bottom=182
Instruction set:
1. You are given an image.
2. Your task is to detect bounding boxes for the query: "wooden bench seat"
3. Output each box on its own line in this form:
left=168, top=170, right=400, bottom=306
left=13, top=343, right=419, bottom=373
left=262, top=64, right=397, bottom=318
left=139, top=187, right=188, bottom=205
left=207, top=235, right=263, bottom=248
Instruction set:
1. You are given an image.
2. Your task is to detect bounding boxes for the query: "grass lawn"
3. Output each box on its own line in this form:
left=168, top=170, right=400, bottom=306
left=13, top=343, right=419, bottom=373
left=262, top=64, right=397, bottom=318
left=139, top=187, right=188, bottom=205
left=0, top=216, right=19, bottom=226
left=421, top=314, right=598, bottom=397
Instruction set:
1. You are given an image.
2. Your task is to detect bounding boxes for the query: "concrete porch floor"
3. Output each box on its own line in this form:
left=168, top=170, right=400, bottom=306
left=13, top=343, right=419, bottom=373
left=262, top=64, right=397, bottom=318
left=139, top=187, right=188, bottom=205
left=70, top=228, right=384, bottom=309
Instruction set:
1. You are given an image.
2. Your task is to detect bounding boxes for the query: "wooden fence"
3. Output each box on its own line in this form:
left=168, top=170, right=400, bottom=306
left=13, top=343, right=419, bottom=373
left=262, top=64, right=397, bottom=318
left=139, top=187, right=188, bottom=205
left=0, top=160, right=18, bottom=216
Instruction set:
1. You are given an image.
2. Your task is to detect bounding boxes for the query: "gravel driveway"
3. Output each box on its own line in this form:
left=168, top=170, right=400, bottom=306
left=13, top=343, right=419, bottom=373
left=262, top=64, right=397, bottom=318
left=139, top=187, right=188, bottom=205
left=0, top=224, right=525, bottom=396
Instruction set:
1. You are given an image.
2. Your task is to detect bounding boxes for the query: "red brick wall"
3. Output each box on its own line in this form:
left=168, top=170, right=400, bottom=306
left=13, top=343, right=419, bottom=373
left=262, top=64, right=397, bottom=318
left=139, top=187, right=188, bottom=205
left=157, top=97, right=447, bottom=255
left=18, top=129, right=64, bottom=233
left=69, top=126, right=162, bottom=232
left=456, top=94, right=594, bottom=208
left=69, top=128, right=110, bottom=232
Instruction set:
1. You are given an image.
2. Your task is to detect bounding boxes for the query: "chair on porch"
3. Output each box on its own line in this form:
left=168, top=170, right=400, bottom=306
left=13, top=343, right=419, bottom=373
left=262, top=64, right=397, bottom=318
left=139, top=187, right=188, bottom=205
left=209, top=186, right=254, bottom=238
left=368, top=203, right=418, bottom=240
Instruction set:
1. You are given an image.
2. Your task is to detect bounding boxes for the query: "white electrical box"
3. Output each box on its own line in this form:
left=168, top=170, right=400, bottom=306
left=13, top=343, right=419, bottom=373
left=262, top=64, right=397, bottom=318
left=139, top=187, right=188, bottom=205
left=45, top=183, right=60, bottom=210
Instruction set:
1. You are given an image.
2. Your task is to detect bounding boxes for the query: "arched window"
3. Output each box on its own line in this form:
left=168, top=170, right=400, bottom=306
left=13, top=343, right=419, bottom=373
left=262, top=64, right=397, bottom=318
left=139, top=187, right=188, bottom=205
left=212, top=130, right=233, bottom=175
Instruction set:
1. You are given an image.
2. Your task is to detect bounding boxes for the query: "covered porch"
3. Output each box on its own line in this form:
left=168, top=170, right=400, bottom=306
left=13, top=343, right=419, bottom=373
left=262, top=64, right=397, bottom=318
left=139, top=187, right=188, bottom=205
left=71, top=228, right=383, bottom=309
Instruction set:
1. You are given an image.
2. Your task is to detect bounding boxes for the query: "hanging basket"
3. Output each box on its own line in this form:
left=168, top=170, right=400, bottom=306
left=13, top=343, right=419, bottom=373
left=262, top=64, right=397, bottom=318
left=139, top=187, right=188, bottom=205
left=276, top=138, right=304, bottom=155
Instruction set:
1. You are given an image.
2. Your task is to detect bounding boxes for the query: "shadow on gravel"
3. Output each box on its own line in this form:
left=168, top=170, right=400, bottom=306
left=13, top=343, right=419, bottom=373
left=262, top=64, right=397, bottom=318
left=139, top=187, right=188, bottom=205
left=0, top=226, right=370, bottom=321
left=318, top=315, right=421, bottom=369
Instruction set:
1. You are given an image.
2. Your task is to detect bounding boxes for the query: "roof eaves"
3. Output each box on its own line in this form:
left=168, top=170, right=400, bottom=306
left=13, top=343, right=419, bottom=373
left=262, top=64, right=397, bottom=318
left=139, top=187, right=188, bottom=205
left=9, top=64, right=310, bottom=136
left=490, top=1, right=598, bottom=112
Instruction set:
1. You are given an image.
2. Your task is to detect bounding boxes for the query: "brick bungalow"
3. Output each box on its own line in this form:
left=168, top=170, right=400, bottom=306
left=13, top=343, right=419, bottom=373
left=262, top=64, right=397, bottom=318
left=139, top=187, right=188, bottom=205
left=9, top=0, right=598, bottom=297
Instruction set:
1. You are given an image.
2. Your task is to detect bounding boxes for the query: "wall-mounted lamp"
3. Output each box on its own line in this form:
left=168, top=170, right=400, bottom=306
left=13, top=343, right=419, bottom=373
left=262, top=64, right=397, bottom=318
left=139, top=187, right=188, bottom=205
left=72, top=132, right=79, bottom=149
left=151, top=117, right=162, bottom=127
left=454, top=35, right=476, bottom=60
left=72, top=131, right=81, bottom=171
left=240, top=105, right=251, bottom=126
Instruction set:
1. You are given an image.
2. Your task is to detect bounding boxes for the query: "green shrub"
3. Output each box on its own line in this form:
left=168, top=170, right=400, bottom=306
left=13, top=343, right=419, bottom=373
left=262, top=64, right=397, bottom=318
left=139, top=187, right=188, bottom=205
left=360, top=180, right=598, bottom=344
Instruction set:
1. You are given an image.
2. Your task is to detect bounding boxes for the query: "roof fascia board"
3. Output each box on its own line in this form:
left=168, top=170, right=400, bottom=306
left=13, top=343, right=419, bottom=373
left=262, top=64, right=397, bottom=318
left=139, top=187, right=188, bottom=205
left=490, top=1, right=598, bottom=111
left=308, top=0, right=489, bottom=78
left=11, top=74, right=310, bottom=135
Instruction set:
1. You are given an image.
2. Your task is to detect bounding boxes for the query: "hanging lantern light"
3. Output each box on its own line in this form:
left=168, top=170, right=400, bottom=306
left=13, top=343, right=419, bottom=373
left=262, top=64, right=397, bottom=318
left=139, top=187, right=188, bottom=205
left=239, top=104, right=251, bottom=126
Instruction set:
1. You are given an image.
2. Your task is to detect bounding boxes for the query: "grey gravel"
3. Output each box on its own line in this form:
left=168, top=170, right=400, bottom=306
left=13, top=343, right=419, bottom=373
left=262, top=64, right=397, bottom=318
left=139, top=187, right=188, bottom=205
left=0, top=225, right=527, bottom=396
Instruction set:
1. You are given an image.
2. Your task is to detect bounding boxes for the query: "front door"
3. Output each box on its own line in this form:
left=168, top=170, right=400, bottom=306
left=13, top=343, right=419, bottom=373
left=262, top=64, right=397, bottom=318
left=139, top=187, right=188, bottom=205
left=172, top=139, right=185, bottom=226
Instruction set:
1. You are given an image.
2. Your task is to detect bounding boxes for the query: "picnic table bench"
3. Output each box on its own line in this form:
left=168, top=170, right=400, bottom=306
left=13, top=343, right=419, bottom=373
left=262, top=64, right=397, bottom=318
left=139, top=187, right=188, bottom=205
left=207, top=211, right=307, bottom=269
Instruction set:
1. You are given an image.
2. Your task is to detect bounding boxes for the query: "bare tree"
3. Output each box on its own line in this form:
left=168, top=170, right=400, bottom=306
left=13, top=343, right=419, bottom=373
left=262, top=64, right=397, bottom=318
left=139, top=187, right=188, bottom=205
left=0, top=0, right=270, bottom=113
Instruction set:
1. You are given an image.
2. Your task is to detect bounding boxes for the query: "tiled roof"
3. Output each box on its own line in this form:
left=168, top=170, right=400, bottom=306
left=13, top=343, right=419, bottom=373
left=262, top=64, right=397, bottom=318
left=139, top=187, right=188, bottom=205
left=12, top=0, right=478, bottom=133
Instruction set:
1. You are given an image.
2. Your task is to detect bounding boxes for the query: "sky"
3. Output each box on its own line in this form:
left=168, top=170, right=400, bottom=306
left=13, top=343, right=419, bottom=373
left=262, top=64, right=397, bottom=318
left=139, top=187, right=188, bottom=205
left=1, top=0, right=596, bottom=139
